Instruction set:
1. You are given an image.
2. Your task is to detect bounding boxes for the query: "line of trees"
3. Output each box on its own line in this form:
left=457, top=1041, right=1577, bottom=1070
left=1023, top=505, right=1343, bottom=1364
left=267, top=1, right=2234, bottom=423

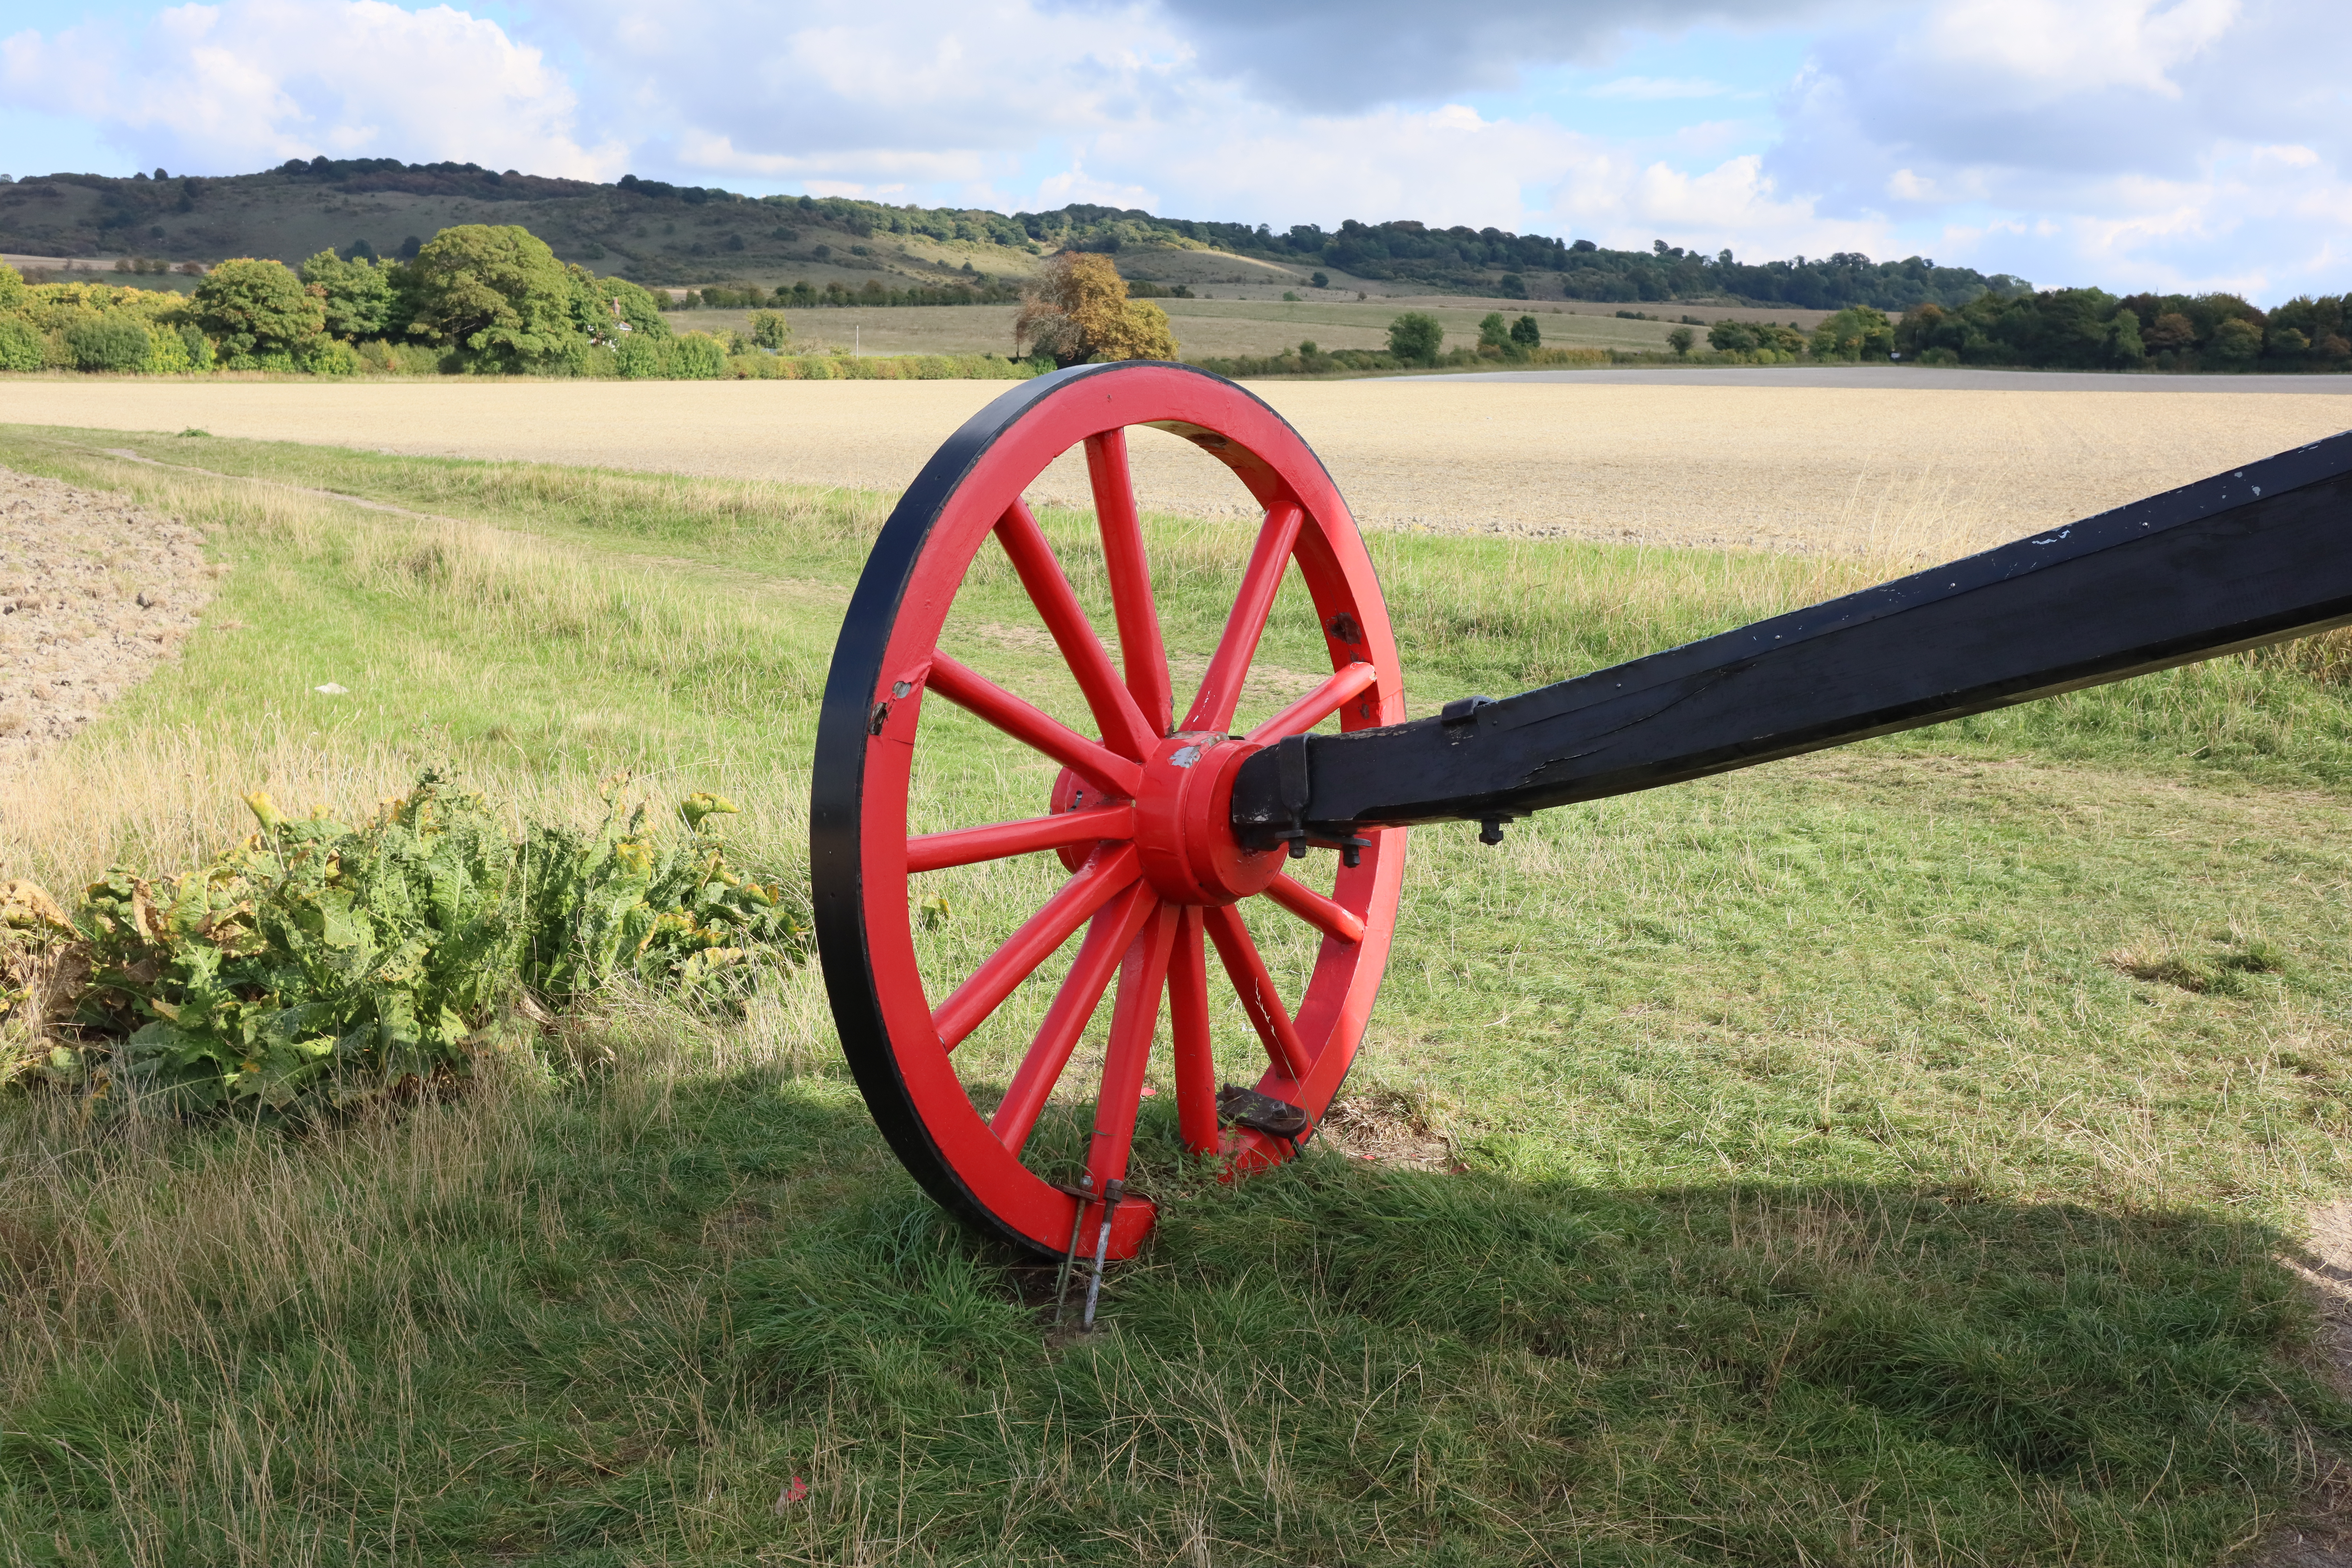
left=1692, top=292, right=2351, bottom=373
left=1381, top=310, right=1544, bottom=365
left=1706, top=318, right=1815, bottom=361
left=1897, top=289, right=2350, bottom=371
left=947, top=207, right=2026, bottom=313
left=0, top=226, right=686, bottom=375
left=1195, top=308, right=1910, bottom=378
left=0, top=223, right=1058, bottom=381
left=1194, top=312, right=1617, bottom=378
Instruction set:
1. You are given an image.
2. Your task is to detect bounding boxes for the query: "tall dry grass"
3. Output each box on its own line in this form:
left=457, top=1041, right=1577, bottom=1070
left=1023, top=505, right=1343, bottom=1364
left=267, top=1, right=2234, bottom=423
left=0, top=966, right=838, bottom=1568
left=0, top=456, right=833, bottom=894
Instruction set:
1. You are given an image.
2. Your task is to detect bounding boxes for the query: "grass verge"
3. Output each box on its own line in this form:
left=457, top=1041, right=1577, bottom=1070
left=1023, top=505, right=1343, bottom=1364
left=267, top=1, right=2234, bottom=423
left=3, top=424, right=2352, bottom=1564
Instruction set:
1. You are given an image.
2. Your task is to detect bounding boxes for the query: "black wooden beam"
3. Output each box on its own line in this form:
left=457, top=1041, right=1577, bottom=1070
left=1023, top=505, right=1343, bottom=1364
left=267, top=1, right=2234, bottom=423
left=1230, top=428, right=2352, bottom=841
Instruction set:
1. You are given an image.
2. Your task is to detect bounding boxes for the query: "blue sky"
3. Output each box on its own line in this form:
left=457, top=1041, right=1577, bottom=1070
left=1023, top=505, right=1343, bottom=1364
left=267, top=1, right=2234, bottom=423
left=3, top=0, right=2346, bottom=302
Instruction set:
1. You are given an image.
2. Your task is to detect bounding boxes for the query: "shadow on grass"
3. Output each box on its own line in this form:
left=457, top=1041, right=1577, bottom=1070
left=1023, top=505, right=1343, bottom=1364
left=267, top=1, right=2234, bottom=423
left=5, top=1067, right=2344, bottom=1566
left=730, top=1103, right=2352, bottom=1567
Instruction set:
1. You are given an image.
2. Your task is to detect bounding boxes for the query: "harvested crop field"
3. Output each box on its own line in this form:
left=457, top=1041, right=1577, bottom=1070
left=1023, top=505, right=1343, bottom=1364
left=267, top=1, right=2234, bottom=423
left=0, top=377, right=2345, bottom=560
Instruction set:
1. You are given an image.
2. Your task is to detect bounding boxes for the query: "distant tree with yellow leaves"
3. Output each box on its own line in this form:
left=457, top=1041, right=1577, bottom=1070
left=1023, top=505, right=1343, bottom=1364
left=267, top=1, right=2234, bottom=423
left=1014, top=252, right=1177, bottom=367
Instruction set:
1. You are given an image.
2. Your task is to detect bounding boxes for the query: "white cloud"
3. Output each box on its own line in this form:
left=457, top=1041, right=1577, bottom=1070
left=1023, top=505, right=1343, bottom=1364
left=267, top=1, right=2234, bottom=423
left=550, top=0, right=1188, bottom=169
left=674, top=128, right=995, bottom=188
left=1067, top=97, right=1886, bottom=261
left=1913, top=0, right=2237, bottom=99
left=7, top=0, right=2347, bottom=302
left=1, top=0, right=623, bottom=176
left=1576, top=152, right=1890, bottom=257
left=1663, top=117, right=1772, bottom=159
left=1134, top=0, right=1840, bottom=110
left=2251, top=143, right=2321, bottom=171
left=1588, top=75, right=1733, bottom=99
left=1087, top=101, right=1565, bottom=230
left=1032, top=167, right=1163, bottom=211
left=531, top=1, right=1870, bottom=260
left=539, top=0, right=1813, bottom=246
left=1768, top=0, right=2352, bottom=296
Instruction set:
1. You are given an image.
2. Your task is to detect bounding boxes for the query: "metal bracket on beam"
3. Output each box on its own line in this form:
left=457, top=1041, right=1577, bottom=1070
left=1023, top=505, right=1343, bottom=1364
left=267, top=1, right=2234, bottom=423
left=1274, top=732, right=1312, bottom=858
left=1440, top=695, right=1496, bottom=732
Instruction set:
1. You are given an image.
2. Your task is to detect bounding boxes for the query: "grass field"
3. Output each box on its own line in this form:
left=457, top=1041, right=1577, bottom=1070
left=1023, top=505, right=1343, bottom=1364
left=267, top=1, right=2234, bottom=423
left=0, top=378, right=2345, bottom=557
left=6, top=418, right=2352, bottom=1564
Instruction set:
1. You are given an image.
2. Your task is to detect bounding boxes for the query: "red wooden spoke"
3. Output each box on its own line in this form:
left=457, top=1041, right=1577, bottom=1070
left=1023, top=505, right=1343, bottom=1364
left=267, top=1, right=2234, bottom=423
left=1184, top=500, right=1305, bottom=731
left=1086, top=430, right=1174, bottom=735
left=931, top=845, right=1141, bottom=1051
left=928, top=653, right=1143, bottom=801
left=990, top=882, right=1158, bottom=1153
left=1087, top=901, right=1182, bottom=1187
left=907, top=805, right=1135, bottom=874
left=1202, top=903, right=1316, bottom=1082
left=1243, top=660, right=1380, bottom=745
left=1166, top=907, right=1220, bottom=1154
left=1262, top=869, right=1368, bottom=945
left=994, top=500, right=1158, bottom=761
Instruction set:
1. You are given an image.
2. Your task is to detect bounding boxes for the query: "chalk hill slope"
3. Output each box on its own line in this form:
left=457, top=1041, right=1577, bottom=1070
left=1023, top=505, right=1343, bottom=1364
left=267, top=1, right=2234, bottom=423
left=0, top=159, right=2026, bottom=314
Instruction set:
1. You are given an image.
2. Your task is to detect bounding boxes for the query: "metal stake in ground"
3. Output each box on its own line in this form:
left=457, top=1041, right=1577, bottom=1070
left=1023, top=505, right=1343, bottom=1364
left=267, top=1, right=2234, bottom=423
left=1052, top=1177, right=1093, bottom=1327
left=1081, top=1178, right=1124, bottom=1330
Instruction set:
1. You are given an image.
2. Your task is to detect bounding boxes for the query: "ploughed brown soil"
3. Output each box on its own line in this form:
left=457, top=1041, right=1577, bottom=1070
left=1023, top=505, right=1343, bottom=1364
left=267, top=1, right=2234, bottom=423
left=0, top=467, right=212, bottom=770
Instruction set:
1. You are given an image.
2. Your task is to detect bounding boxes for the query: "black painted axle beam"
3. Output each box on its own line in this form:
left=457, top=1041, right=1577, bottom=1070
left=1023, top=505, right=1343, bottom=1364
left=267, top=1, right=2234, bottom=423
left=1230, top=429, right=2352, bottom=842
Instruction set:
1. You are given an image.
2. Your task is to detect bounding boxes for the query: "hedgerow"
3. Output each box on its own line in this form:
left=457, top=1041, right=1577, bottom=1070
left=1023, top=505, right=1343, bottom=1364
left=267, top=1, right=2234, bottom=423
left=719, top=349, right=1044, bottom=381
left=1191, top=341, right=1611, bottom=378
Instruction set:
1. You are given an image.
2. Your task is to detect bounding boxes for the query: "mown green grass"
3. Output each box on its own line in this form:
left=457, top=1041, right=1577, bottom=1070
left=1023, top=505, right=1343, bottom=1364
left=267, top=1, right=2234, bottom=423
left=4, top=423, right=2352, bottom=1565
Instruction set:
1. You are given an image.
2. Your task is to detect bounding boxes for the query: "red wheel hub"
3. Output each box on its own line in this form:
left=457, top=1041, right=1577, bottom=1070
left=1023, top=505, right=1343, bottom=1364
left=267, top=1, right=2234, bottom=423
left=1054, top=738, right=1289, bottom=903
left=1132, top=735, right=1283, bottom=906
left=1050, top=739, right=1280, bottom=903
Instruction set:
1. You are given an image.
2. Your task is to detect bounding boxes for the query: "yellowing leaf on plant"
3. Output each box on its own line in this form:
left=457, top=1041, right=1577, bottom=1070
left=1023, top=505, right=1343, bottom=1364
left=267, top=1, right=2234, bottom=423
left=0, top=879, right=72, bottom=934
left=679, top=792, right=739, bottom=831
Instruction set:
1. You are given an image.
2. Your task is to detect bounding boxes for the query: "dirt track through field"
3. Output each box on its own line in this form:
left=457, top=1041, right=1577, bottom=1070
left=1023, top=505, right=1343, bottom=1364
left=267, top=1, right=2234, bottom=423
left=1, top=376, right=2344, bottom=558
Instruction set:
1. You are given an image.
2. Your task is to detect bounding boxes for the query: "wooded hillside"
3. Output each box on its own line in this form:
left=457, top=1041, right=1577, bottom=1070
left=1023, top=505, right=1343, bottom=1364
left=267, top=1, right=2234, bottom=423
left=0, top=157, right=2027, bottom=314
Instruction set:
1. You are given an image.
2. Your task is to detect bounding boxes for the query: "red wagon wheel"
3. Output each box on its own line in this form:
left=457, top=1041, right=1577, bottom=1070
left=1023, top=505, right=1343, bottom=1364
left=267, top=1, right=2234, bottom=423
left=811, top=362, right=1406, bottom=1260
